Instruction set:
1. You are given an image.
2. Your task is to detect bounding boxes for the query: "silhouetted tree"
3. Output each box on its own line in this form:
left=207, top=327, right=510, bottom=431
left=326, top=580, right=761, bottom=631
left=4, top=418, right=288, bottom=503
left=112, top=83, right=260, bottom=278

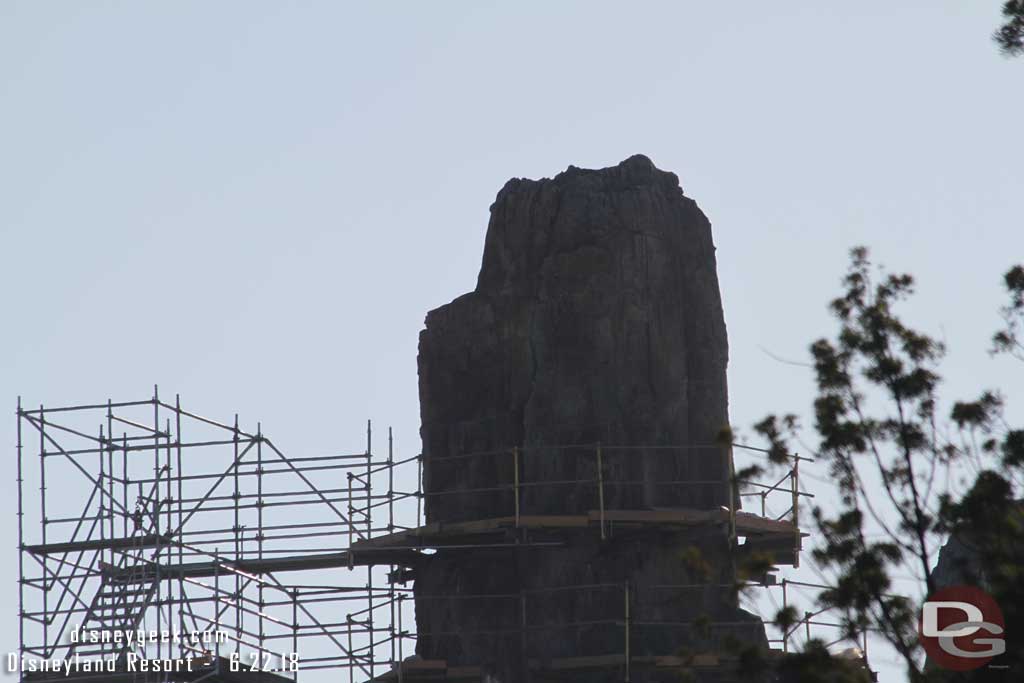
left=992, top=265, right=1024, bottom=360
left=753, top=250, right=1023, bottom=681
left=995, top=1, right=1024, bottom=56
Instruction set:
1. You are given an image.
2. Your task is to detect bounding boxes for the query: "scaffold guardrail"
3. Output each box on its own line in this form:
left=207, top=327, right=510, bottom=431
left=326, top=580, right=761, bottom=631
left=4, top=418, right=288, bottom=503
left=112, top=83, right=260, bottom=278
left=16, top=390, right=871, bottom=682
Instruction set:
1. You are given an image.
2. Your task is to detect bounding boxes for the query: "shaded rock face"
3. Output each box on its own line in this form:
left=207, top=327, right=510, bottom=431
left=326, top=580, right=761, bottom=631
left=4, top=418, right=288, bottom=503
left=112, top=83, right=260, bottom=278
left=414, top=156, right=763, bottom=680
left=932, top=533, right=983, bottom=590
left=419, top=155, right=731, bottom=521
left=414, top=528, right=765, bottom=678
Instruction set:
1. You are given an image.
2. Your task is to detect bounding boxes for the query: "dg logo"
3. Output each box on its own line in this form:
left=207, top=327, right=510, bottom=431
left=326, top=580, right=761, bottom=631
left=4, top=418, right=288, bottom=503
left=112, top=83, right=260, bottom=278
left=919, top=585, right=1006, bottom=671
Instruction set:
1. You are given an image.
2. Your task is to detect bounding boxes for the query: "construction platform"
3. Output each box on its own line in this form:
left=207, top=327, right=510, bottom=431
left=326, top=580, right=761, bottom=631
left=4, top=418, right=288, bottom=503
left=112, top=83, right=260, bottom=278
left=370, top=652, right=730, bottom=682
left=18, top=391, right=874, bottom=683
left=368, top=647, right=876, bottom=683
left=353, top=507, right=807, bottom=570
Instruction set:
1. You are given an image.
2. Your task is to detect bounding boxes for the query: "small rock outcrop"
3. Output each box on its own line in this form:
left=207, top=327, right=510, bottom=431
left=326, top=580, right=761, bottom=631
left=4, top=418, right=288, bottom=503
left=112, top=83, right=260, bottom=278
left=414, top=156, right=765, bottom=681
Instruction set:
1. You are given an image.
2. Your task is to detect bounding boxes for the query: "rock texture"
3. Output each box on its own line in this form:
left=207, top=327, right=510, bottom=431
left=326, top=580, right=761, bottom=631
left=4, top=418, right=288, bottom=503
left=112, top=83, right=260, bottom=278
left=419, top=155, right=731, bottom=520
left=414, top=156, right=764, bottom=681
left=930, top=501, right=1024, bottom=598
left=931, top=533, right=982, bottom=590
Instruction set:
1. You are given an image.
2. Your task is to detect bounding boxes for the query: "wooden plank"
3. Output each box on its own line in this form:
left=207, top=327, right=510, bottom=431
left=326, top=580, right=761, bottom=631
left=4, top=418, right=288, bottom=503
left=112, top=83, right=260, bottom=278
left=353, top=508, right=803, bottom=557
left=734, top=511, right=797, bottom=535
left=26, top=534, right=174, bottom=555
left=531, top=654, right=624, bottom=670
left=530, top=652, right=725, bottom=671
left=102, top=548, right=422, bottom=580
left=648, top=653, right=721, bottom=667
left=518, top=515, right=589, bottom=528
left=446, top=666, right=483, bottom=678
left=370, top=652, right=736, bottom=680
left=355, top=515, right=590, bottom=550
left=590, top=508, right=722, bottom=524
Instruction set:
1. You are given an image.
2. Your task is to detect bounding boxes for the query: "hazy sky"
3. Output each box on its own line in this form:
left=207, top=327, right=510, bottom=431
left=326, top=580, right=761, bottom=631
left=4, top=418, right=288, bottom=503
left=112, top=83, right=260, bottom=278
left=2, top=3, right=1022, bottom=680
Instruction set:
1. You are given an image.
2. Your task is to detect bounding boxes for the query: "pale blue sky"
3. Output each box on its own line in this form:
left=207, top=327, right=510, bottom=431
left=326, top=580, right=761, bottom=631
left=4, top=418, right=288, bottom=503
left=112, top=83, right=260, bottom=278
left=2, top=3, right=1022, bottom=680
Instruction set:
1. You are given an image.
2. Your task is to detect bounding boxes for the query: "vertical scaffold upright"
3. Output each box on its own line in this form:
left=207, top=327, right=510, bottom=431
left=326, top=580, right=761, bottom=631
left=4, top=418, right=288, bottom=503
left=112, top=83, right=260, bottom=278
left=15, top=389, right=419, bottom=683
left=17, top=390, right=874, bottom=682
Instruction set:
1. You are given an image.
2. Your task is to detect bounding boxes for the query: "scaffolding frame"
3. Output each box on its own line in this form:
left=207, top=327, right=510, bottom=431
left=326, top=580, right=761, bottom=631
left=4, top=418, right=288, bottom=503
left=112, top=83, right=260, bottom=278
left=16, top=389, right=408, bottom=682
left=367, top=580, right=876, bottom=682
left=356, top=442, right=812, bottom=567
left=346, top=442, right=835, bottom=679
left=17, top=391, right=873, bottom=682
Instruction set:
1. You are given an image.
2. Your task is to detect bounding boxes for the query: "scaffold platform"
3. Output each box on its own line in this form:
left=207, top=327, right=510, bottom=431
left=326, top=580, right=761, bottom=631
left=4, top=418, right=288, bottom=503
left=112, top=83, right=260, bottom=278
left=15, top=390, right=873, bottom=682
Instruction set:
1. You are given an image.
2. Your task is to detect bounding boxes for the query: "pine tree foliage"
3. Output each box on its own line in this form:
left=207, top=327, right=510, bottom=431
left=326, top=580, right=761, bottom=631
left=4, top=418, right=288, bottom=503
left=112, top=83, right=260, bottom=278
left=995, top=1, right=1024, bottom=56
left=754, top=249, right=1023, bottom=681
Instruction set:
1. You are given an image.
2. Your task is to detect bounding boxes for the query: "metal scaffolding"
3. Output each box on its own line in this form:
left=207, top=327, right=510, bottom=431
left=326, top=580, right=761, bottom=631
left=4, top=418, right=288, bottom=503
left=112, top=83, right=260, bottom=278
left=16, top=389, right=410, bottom=682
left=16, top=390, right=870, bottom=682
left=356, top=442, right=811, bottom=567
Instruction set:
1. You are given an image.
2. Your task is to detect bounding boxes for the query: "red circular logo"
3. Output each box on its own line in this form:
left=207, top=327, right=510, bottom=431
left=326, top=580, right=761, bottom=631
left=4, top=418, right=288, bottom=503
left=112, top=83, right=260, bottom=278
left=919, top=585, right=1005, bottom=671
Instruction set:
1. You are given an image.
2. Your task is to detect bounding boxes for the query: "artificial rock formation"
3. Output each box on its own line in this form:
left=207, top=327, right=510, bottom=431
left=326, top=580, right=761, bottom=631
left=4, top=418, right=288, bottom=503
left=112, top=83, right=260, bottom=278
left=414, top=156, right=765, bottom=681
